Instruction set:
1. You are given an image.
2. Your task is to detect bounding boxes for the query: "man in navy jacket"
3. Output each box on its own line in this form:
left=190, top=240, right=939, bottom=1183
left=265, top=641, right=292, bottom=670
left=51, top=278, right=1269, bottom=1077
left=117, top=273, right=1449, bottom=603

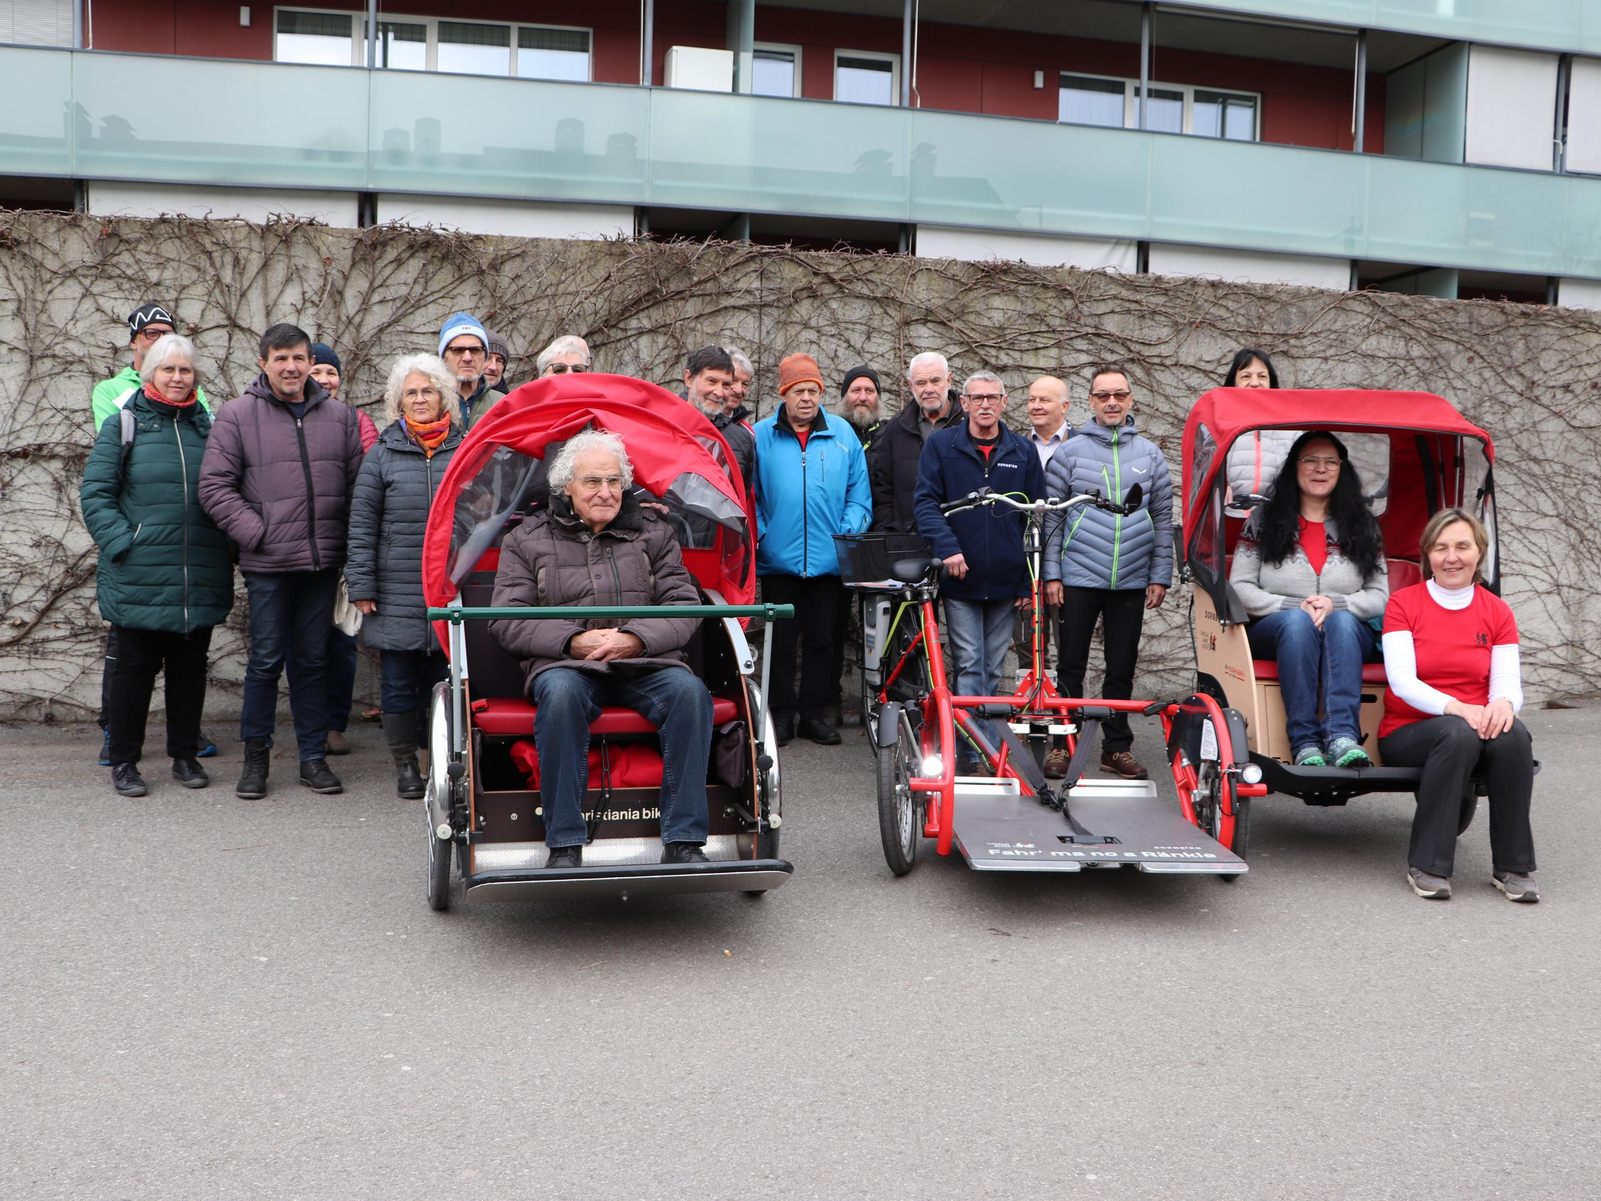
left=914, top=372, right=1046, bottom=767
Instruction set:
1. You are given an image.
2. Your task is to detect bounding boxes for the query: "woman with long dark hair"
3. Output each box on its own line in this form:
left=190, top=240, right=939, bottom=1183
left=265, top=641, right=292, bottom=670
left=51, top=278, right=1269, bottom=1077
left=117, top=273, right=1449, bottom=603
left=1221, top=347, right=1297, bottom=513
left=1229, top=431, right=1389, bottom=768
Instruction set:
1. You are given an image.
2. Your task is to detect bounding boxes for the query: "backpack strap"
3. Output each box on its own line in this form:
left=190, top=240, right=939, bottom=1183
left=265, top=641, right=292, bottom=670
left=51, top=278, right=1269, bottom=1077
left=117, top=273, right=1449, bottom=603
left=119, top=406, right=136, bottom=477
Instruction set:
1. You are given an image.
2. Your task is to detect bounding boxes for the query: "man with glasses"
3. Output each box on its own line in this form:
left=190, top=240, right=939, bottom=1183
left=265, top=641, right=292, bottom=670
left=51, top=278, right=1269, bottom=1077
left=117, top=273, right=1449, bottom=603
left=872, top=350, right=964, bottom=531
left=537, top=334, right=591, bottom=377
left=914, top=372, right=1046, bottom=769
left=438, top=312, right=500, bottom=428
left=1042, top=365, right=1173, bottom=781
left=89, top=303, right=215, bottom=766
left=683, top=345, right=754, bottom=492
left=752, top=353, right=871, bottom=746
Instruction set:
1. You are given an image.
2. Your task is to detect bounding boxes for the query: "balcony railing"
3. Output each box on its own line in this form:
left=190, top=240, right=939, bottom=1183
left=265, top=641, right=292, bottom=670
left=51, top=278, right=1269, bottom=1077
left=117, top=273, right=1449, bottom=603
left=6, top=46, right=1601, bottom=279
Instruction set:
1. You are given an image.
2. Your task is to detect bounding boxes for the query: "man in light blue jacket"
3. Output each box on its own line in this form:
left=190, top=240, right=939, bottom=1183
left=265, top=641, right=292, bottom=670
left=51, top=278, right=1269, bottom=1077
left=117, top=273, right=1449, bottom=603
left=754, top=353, right=872, bottom=746
left=1042, top=365, right=1173, bottom=780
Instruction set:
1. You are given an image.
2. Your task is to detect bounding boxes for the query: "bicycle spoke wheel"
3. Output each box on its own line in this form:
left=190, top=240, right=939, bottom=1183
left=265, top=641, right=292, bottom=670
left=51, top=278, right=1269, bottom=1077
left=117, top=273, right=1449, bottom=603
left=876, top=702, right=922, bottom=875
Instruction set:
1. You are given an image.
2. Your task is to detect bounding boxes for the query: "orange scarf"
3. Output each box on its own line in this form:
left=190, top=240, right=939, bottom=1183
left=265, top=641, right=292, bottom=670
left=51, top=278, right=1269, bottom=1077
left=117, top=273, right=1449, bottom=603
left=405, top=415, right=451, bottom=456
left=143, top=382, right=197, bottom=409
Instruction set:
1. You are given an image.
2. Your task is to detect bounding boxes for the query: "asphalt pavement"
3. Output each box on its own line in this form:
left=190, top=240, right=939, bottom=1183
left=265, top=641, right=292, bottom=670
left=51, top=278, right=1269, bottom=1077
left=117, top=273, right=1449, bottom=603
left=3, top=708, right=1598, bottom=1201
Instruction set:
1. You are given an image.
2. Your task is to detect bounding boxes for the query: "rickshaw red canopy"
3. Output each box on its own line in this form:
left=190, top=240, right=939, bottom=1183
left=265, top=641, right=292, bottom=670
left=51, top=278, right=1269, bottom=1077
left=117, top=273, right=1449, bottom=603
left=421, top=373, right=756, bottom=616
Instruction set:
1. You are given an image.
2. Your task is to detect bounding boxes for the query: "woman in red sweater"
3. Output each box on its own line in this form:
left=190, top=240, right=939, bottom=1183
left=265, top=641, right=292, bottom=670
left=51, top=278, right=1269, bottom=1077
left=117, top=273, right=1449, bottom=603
left=1379, top=508, right=1537, bottom=902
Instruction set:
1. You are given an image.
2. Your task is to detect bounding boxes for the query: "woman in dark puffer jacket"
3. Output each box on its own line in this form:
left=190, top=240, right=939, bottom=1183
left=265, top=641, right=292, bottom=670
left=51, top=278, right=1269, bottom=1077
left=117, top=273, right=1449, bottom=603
left=80, top=334, right=233, bottom=797
left=345, top=354, right=464, bottom=798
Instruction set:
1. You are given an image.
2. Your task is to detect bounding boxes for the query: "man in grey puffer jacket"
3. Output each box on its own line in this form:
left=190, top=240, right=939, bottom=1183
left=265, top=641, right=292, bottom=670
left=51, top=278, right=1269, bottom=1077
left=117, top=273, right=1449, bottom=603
left=1042, top=366, right=1174, bottom=780
left=199, top=323, right=363, bottom=799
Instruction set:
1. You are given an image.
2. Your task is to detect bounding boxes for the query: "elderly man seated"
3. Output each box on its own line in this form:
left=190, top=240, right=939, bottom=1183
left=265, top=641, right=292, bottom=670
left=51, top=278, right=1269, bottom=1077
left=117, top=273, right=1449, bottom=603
left=489, top=429, right=712, bottom=868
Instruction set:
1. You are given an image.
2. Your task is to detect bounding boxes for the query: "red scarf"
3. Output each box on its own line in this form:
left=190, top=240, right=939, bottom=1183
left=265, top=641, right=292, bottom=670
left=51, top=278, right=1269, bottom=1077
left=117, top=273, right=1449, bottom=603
left=405, top=414, right=451, bottom=456
left=143, top=382, right=197, bottom=409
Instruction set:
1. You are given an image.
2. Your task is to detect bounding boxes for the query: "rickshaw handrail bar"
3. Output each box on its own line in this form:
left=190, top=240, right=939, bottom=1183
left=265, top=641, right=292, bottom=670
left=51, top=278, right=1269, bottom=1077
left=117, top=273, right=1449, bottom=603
left=939, top=487, right=1135, bottom=517
left=427, top=604, right=795, bottom=623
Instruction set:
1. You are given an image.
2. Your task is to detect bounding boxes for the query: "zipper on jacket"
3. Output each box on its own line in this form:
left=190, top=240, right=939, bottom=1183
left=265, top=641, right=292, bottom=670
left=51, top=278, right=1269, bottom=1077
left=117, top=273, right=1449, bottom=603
left=174, top=412, right=192, bottom=632
left=800, top=446, right=809, bottom=577
left=1106, top=430, right=1123, bottom=589
left=294, top=415, right=321, bottom=571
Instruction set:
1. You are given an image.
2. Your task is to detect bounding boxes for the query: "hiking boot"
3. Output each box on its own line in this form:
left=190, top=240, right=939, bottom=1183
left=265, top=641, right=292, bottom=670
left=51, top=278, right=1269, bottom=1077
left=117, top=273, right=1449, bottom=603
left=798, top=716, right=842, bottom=746
left=1407, top=866, right=1452, bottom=899
left=1293, top=746, right=1328, bottom=768
left=1042, top=746, right=1072, bottom=779
left=773, top=713, right=796, bottom=747
left=382, top=711, right=424, bottom=799
left=171, top=757, right=210, bottom=789
left=236, top=739, right=271, bottom=799
left=1328, top=736, right=1371, bottom=769
left=1492, top=871, right=1539, bottom=903
left=661, top=841, right=710, bottom=864
left=298, top=759, right=343, bottom=795
left=1100, top=750, right=1148, bottom=780
left=546, top=845, right=583, bottom=869
left=324, top=729, right=351, bottom=756
left=112, top=763, right=147, bottom=797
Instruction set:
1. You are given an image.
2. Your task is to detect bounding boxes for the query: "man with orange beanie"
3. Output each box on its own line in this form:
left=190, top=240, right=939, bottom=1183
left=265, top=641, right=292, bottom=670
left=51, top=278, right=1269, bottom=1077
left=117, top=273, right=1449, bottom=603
left=752, top=353, right=872, bottom=745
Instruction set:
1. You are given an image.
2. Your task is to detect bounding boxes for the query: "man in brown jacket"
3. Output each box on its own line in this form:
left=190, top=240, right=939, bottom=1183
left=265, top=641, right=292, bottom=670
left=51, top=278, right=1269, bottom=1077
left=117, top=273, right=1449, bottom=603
left=489, top=429, right=712, bottom=869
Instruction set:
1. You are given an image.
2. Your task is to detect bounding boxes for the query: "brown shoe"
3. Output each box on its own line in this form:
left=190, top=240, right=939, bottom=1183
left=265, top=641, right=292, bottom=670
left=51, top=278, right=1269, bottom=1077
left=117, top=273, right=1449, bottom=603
left=1042, top=747, right=1071, bottom=779
left=325, top=730, right=351, bottom=756
left=1100, top=750, right=1148, bottom=780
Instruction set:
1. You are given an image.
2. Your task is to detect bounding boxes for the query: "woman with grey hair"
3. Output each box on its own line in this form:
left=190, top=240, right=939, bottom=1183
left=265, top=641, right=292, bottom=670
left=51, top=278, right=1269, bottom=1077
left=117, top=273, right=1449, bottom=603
left=537, top=334, right=591, bottom=376
left=80, top=333, right=234, bottom=796
left=346, top=353, right=465, bottom=798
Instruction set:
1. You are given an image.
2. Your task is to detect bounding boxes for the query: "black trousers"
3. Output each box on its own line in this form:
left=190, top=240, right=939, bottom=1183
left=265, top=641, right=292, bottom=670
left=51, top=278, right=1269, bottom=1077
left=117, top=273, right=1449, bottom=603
left=762, top=574, right=842, bottom=722
left=1056, top=587, right=1146, bottom=754
left=106, top=625, right=213, bottom=765
left=1380, top=716, right=1536, bottom=878
left=1012, top=601, right=1059, bottom=677
left=98, top=624, right=120, bottom=730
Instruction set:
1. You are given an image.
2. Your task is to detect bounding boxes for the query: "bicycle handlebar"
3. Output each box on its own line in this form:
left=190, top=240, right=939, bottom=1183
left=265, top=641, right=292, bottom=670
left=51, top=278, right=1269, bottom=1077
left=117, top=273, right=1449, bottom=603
left=938, top=483, right=1143, bottom=518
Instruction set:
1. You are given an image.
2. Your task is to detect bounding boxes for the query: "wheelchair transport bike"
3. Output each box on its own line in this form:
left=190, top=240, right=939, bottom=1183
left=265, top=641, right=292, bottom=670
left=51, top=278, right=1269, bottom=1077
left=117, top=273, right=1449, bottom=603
left=839, top=483, right=1262, bottom=879
left=417, top=374, right=793, bottom=909
left=1182, top=386, right=1511, bottom=838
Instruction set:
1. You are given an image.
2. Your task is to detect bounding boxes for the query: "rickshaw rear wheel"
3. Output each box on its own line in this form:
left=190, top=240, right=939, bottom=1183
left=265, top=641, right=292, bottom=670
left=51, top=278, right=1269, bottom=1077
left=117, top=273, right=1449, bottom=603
left=425, top=683, right=459, bottom=912
left=1194, top=758, right=1249, bottom=878
left=876, top=702, right=921, bottom=876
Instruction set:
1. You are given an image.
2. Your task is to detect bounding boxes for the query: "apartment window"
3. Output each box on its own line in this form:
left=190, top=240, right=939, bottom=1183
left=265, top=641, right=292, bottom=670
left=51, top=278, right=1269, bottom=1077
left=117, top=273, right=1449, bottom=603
left=518, top=28, right=591, bottom=82
left=1060, top=73, right=1258, bottom=140
left=835, top=53, right=898, bottom=106
left=273, top=9, right=590, bottom=81
left=276, top=9, right=357, bottom=65
left=437, top=20, right=511, bottom=76
left=752, top=45, right=801, bottom=98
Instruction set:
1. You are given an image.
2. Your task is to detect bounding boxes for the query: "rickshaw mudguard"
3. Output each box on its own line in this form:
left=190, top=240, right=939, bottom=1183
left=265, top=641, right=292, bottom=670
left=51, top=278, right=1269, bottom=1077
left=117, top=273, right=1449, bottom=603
left=949, top=776, right=1246, bottom=874
left=460, top=858, right=793, bottom=901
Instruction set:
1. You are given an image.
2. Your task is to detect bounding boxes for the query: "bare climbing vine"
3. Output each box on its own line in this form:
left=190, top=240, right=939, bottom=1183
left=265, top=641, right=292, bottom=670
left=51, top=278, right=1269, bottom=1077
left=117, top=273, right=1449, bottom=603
left=1, top=211, right=1597, bottom=719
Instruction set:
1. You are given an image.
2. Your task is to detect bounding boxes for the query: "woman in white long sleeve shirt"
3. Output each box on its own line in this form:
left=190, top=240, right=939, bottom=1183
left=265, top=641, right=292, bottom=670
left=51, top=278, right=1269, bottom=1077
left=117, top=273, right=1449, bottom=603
left=1379, top=508, right=1537, bottom=902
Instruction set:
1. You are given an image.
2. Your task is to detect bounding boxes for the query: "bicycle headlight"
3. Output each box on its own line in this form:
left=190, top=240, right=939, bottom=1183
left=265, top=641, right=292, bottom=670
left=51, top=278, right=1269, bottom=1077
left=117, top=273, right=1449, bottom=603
left=1240, top=763, right=1264, bottom=785
left=920, top=754, right=944, bottom=778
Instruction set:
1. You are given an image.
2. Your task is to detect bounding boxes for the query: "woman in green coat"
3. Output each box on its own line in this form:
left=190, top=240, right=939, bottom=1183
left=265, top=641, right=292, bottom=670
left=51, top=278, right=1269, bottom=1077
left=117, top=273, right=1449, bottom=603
left=80, top=334, right=234, bottom=797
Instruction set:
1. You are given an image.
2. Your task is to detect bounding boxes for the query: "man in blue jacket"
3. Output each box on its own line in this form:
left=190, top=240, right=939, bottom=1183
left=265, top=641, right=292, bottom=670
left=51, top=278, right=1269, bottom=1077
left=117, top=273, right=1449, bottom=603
left=914, top=372, right=1046, bottom=768
left=754, top=353, right=872, bottom=746
left=1042, top=365, right=1174, bottom=780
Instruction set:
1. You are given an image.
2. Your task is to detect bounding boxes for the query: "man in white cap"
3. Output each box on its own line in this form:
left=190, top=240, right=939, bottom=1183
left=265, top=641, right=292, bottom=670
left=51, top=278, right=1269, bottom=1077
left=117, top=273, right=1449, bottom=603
left=438, top=311, right=499, bottom=427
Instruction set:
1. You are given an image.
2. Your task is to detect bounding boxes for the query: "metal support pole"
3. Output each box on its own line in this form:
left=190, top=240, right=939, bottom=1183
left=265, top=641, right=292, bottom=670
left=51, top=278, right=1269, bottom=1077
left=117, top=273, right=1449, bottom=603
left=365, top=0, right=378, bottom=67
left=1555, top=53, right=1572, bottom=172
left=727, top=0, right=754, bottom=94
left=72, top=0, right=83, bottom=48
left=901, top=0, right=914, bottom=107
left=1353, top=29, right=1368, bottom=153
left=642, top=0, right=655, bottom=86
left=1138, top=3, right=1151, bottom=130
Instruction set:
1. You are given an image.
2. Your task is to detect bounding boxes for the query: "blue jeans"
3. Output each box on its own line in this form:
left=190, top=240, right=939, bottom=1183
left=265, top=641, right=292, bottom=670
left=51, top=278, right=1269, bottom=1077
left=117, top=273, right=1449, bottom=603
left=531, top=666, right=712, bottom=849
left=1247, top=608, right=1377, bottom=753
left=944, top=598, right=1016, bottom=758
left=240, top=569, right=339, bottom=761
left=379, top=648, right=449, bottom=719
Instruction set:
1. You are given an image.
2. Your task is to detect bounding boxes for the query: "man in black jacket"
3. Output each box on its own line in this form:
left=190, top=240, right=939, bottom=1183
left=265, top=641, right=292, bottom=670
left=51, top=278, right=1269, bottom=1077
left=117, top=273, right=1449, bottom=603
left=683, top=345, right=755, bottom=493
left=870, top=351, right=962, bottom=531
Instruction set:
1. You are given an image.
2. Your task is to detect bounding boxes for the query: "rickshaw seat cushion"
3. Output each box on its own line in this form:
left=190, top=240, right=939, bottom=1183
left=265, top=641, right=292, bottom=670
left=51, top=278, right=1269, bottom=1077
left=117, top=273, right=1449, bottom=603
left=1253, top=660, right=1390, bottom=686
left=470, top=695, right=739, bottom=737
left=507, top=739, right=665, bottom=789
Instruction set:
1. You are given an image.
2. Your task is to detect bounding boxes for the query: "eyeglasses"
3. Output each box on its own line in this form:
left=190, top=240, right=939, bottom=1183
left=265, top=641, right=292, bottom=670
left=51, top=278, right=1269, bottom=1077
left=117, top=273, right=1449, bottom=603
left=964, top=394, right=1005, bottom=406
left=547, top=363, right=588, bottom=374
left=443, top=344, right=484, bottom=358
left=575, top=475, right=624, bottom=492
left=1299, top=456, right=1342, bottom=469
left=135, top=327, right=173, bottom=342
left=1090, top=389, right=1132, bottom=402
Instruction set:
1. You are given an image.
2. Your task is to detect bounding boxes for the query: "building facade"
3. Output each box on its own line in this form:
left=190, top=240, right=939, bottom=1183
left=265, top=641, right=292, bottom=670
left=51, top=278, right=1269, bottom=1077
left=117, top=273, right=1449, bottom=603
left=6, top=0, right=1601, bottom=305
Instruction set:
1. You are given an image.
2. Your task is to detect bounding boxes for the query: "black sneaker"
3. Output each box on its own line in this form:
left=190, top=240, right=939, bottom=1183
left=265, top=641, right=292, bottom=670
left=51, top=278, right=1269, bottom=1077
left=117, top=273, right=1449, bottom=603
left=661, top=842, right=710, bottom=864
left=798, top=717, right=842, bottom=746
left=298, top=759, right=343, bottom=795
left=172, top=757, right=210, bottom=789
left=112, top=763, right=147, bottom=797
left=546, top=845, right=583, bottom=869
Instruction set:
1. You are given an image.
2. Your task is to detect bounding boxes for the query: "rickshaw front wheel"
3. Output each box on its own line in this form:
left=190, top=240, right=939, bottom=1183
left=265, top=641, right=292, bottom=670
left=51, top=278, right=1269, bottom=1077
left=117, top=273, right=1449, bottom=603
left=876, top=702, right=922, bottom=876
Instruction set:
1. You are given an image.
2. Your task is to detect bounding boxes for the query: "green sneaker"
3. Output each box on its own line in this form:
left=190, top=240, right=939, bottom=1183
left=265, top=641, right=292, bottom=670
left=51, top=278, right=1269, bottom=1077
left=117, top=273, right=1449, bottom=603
left=1328, top=737, right=1372, bottom=769
left=1293, top=746, right=1327, bottom=767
